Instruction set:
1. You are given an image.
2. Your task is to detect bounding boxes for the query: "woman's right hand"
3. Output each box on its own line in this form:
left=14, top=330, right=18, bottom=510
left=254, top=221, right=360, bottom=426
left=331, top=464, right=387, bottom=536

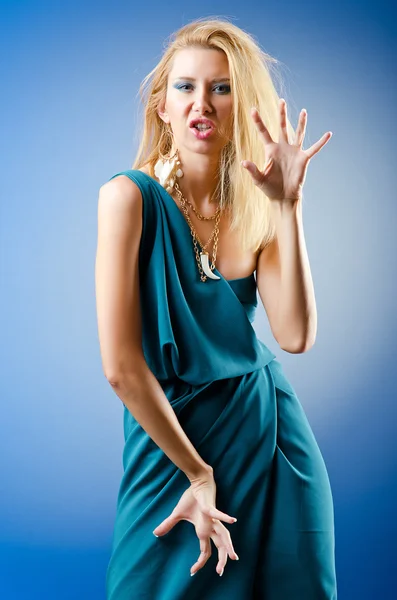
left=152, top=468, right=240, bottom=577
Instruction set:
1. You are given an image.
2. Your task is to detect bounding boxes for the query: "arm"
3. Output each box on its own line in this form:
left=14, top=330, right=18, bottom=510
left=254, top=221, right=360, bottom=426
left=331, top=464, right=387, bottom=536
left=95, top=177, right=212, bottom=482
left=256, top=200, right=317, bottom=353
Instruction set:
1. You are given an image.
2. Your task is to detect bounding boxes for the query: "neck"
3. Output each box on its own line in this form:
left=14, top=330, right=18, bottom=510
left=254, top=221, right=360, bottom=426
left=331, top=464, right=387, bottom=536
left=173, top=149, right=220, bottom=215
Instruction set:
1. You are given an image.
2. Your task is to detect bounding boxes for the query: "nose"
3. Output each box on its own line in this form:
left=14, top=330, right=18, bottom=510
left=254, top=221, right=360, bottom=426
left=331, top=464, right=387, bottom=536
left=192, top=86, right=213, bottom=113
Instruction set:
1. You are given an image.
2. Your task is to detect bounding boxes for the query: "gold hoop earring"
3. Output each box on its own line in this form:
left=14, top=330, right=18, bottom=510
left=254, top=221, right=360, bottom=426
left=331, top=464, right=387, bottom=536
left=155, top=125, right=183, bottom=191
left=158, top=124, right=173, bottom=159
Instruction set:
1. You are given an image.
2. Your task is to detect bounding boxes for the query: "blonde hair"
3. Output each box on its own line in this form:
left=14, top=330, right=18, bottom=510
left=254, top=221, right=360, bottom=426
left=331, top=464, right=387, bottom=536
left=131, top=16, right=297, bottom=253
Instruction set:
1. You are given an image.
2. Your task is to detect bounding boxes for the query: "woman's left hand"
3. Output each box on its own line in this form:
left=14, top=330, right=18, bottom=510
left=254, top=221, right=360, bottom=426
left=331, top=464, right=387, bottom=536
left=241, top=99, right=332, bottom=203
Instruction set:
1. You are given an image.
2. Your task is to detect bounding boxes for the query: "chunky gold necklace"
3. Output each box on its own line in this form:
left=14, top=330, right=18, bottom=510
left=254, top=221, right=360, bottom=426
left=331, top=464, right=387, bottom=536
left=172, top=180, right=223, bottom=282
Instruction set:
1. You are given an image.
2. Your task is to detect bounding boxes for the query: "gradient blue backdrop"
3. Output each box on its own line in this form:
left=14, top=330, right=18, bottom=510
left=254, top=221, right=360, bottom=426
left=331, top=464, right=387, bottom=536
left=1, top=1, right=396, bottom=598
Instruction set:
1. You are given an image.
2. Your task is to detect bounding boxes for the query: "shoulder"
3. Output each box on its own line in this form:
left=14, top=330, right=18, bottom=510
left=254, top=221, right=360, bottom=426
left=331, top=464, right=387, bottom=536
left=98, top=176, right=143, bottom=224
left=100, top=164, right=152, bottom=198
left=99, top=167, right=151, bottom=206
left=256, top=233, right=278, bottom=264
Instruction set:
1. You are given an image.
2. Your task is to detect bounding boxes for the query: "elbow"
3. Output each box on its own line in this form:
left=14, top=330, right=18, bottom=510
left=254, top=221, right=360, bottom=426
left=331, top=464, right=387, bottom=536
left=279, top=336, right=316, bottom=354
left=105, top=370, right=145, bottom=393
left=276, top=318, right=317, bottom=354
left=106, top=373, right=128, bottom=388
left=104, top=370, right=130, bottom=389
left=103, top=356, right=149, bottom=388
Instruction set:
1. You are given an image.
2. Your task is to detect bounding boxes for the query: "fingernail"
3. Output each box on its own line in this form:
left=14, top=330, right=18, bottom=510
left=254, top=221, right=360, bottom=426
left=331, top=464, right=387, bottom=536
left=235, top=554, right=239, bottom=560
left=153, top=531, right=158, bottom=537
left=232, top=518, right=237, bottom=523
left=219, top=569, right=224, bottom=577
left=190, top=571, right=196, bottom=577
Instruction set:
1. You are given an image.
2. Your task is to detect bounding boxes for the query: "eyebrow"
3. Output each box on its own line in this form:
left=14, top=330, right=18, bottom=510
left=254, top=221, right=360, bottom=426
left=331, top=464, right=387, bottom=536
left=172, top=77, right=230, bottom=83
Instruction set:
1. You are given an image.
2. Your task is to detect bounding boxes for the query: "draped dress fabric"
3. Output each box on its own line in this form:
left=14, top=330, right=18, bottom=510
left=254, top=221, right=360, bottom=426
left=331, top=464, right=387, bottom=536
left=105, top=169, right=337, bottom=599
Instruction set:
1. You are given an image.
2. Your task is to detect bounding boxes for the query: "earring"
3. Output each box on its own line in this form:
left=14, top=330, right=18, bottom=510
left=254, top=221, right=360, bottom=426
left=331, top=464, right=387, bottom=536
left=154, top=125, right=184, bottom=193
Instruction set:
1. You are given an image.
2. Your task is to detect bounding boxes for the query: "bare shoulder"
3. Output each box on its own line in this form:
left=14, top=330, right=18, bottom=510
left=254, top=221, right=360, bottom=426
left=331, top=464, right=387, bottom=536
left=99, top=163, right=152, bottom=200
left=256, top=234, right=278, bottom=266
left=97, top=174, right=144, bottom=259
left=100, top=173, right=141, bottom=206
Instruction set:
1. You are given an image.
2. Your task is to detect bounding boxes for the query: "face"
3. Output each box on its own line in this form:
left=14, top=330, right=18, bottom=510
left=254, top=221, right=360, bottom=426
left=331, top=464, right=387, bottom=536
left=158, top=47, right=233, bottom=158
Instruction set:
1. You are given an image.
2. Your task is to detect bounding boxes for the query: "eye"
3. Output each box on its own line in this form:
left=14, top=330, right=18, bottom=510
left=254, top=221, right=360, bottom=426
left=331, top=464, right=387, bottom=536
left=175, top=83, right=193, bottom=91
left=213, top=84, right=231, bottom=94
left=175, top=83, right=231, bottom=94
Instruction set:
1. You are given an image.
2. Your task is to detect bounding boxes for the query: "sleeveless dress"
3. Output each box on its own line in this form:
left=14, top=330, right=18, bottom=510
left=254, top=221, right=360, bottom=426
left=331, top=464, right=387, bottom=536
left=105, top=169, right=337, bottom=599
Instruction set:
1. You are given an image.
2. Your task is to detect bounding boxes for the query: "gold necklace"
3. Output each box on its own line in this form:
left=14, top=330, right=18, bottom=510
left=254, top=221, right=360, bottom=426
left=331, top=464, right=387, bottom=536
left=173, top=180, right=223, bottom=282
left=184, top=198, right=218, bottom=221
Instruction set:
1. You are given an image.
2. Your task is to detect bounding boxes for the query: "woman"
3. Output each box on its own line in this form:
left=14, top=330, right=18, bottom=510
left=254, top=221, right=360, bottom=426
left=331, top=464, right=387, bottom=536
left=96, top=17, right=337, bottom=600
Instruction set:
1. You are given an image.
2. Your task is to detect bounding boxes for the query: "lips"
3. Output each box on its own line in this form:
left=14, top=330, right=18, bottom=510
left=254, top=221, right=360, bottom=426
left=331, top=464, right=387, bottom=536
left=189, top=117, right=215, bottom=130
left=189, top=126, right=216, bottom=139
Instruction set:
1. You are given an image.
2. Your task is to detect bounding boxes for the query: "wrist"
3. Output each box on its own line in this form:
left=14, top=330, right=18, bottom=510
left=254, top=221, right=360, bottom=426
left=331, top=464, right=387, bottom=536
left=270, top=198, right=301, bottom=221
left=270, top=196, right=300, bottom=209
left=185, top=463, right=214, bottom=484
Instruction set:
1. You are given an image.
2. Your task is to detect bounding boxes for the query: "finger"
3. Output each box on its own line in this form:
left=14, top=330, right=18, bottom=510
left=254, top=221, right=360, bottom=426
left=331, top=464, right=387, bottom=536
left=152, top=513, right=180, bottom=537
left=305, top=131, right=333, bottom=159
left=216, top=546, right=228, bottom=576
left=204, top=505, right=238, bottom=524
left=212, top=520, right=239, bottom=561
left=250, top=107, right=274, bottom=145
left=279, top=98, right=289, bottom=143
left=190, top=537, right=211, bottom=576
left=294, top=109, right=307, bottom=147
left=241, top=159, right=265, bottom=185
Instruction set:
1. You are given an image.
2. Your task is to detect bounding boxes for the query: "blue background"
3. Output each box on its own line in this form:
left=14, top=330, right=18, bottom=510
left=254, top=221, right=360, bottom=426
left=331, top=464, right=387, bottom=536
left=1, top=1, right=396, bottom=598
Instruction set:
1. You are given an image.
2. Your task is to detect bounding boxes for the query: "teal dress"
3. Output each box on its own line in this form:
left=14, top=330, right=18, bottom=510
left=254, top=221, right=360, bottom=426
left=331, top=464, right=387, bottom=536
left=105, top=169, right=337, bottom=599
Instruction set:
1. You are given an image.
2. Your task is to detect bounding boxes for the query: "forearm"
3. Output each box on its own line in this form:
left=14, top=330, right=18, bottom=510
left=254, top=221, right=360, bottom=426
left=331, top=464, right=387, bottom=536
left=271, top=200, right=317, bottom=352
left=108, top=362, right=212, bottom=482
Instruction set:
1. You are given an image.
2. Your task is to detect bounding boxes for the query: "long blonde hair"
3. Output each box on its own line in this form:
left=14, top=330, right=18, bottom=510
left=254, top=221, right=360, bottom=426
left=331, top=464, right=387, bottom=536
left=131, top=16, right=297, bottom=253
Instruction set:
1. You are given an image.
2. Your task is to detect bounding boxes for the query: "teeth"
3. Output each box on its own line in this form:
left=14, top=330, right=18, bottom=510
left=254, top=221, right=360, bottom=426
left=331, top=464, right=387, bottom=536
left=195, top=124, right=211, bottom=130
